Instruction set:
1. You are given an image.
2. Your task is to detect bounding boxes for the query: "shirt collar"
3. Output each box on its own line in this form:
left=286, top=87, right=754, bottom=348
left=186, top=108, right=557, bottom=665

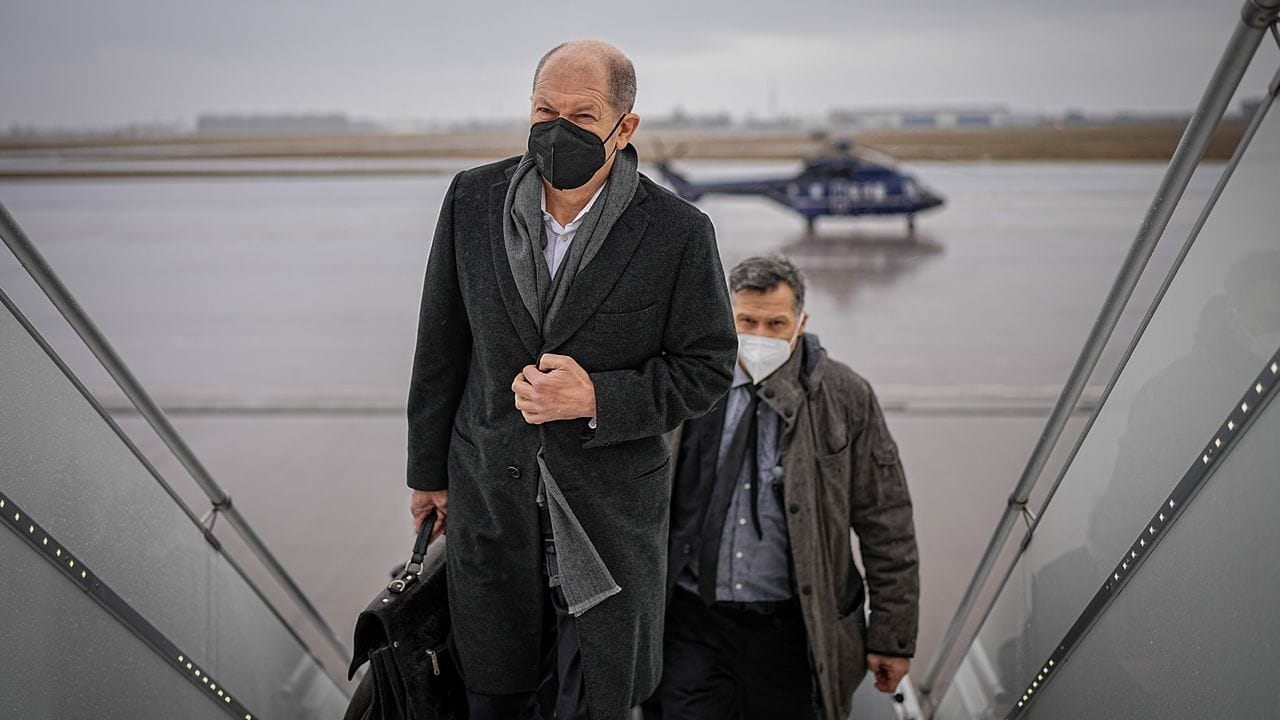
left=541, top=182, right=607, bottom=234
left=731, top=361, right=752, bottom=388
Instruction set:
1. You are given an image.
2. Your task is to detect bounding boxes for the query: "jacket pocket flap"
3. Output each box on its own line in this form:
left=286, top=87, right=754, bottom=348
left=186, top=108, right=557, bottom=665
left=589, top=303, right=658, bottom=334
left=872, top=441, right=899, bottom=466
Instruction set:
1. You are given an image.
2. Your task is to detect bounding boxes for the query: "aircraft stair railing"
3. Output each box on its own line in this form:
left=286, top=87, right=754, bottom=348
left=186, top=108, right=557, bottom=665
left=919, top=1, right=1280, bottom=717
left=0, top=203, right=351, bottom=718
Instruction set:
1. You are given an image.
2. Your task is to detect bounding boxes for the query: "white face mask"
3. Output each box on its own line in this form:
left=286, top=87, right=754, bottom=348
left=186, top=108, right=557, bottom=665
left=737, top=326, right=800, bottom=383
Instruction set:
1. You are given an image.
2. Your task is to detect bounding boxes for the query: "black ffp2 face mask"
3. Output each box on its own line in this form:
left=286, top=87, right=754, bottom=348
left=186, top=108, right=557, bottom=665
left=528, top=115, right=626, bottom=190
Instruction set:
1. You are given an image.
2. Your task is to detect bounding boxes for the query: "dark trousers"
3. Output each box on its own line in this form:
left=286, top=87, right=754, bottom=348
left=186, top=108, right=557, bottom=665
left=647, top=588, right=818, bottom=720
left=466, top=539, right=590, bottom=720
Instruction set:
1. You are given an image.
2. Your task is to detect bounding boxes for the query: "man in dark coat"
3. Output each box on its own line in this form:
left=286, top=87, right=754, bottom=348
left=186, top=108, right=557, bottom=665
left=405, top=39, right=737, bottom=720
left=646, top=255, right=920, bottom=720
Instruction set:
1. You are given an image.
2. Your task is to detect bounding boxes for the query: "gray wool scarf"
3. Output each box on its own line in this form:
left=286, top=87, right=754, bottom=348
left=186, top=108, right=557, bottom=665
left=502, top=144, right=640, bottom=616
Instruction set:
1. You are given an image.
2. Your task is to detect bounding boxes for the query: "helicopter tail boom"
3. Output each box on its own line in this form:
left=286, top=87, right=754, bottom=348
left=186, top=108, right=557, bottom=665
left=654, top=162, right=705, bottom=202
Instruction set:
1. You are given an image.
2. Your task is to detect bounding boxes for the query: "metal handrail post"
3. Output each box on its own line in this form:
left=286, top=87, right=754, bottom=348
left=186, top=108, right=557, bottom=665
left=918, top=0, right=1280, bottom=700
left=0, top=201, right=352, bottom=664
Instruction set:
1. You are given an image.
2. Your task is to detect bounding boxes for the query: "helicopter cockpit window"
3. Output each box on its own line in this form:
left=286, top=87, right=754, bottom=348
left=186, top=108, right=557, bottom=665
left=813, top=163, right=854, bottom=180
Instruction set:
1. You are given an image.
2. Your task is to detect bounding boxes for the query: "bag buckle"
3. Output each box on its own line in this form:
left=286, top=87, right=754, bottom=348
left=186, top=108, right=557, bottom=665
left=388, top=571, right=419, bottom=594
left=425, top=648, right=441, bottom=676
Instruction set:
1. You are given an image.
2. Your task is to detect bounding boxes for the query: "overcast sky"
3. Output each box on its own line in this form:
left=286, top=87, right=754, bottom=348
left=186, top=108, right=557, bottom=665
left=2, top=0, right=1275, bottom=128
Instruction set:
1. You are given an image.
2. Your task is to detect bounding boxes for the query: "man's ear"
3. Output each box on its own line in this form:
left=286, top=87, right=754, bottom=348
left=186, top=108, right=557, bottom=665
left=615, top=113, right=640, bottom=150
left=790, top=311, right=809, bottom=352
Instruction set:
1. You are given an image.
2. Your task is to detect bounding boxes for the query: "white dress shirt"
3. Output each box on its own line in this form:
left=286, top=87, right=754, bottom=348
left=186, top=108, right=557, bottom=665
left=541, top=183, right=606, bottom=279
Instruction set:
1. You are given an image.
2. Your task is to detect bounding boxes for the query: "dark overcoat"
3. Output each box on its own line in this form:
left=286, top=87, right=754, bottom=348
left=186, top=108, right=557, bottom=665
left=663, top=334, right=920, bottom=720
left=406, top=156, right=738, bottom=719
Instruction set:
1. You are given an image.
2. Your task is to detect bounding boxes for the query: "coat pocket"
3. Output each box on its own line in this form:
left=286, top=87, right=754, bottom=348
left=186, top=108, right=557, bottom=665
left=632, top=451, right=672, bottom=481
left=587, top=303, right=659, bottom=336
left=815, top=449, right=852, bottom=499
left=840, top=602, right=868, bottom=646
left=837, top=557, right=867, bottom=618
left=451, top=424, right=480, bottom=453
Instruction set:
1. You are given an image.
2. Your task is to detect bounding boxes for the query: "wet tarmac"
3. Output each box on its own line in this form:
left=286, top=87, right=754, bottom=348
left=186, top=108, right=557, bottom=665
left=0, top=158, right=1220, bottom=687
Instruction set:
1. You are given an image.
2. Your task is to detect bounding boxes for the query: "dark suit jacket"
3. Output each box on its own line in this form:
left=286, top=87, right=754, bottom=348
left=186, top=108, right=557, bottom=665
left=406, top=156, right=737, bottom=719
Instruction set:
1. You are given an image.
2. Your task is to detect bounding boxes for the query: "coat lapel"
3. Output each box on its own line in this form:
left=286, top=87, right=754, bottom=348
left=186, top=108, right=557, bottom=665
left=541, top=183, right=652, bottom=353
left=488, top=177, right=542, bottom=361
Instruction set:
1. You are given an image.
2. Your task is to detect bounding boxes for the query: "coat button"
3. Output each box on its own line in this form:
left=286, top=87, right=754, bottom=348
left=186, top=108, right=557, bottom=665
left=788, top=503, right=800, bottom=514
left=506, top=466, right=521, bottom=479
left=784, top=408, right=794, bottom=418
left=763, top=388, right=775, bottom=399
left=681, top=543, right=693, bottom=556
left=801, top=585, right=812, bottom=596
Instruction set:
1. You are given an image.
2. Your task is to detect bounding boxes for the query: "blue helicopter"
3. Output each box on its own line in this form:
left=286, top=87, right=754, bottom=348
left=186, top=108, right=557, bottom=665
left=655, top=139, right=945, bottom=235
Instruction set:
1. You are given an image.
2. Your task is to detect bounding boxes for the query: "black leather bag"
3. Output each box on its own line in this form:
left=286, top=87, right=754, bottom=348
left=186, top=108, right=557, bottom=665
left=343, top=510, right=468, bottom=720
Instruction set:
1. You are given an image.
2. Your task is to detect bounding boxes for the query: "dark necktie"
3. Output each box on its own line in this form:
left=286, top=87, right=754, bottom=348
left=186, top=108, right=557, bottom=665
left=697, top=383, right=760, bottom=604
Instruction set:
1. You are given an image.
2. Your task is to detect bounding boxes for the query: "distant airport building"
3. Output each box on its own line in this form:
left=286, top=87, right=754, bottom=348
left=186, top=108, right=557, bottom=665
left=827, top=106, right=1016, bottom=130
left=195, top=113, right=379, bottom=136
left=1055, top=109, right=1193, bottom=127
left=646, top=107, right=735, bottom=130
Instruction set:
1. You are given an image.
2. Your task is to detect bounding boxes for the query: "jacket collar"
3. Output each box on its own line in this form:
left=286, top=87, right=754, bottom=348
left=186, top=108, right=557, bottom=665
left=488, top=159, right=652, bottom=359
left=756, top=332, right=826, bottom=428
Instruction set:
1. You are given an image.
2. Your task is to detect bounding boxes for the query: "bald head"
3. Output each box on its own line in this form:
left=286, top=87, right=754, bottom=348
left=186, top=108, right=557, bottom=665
left=533, top=40, right=636, bottom=115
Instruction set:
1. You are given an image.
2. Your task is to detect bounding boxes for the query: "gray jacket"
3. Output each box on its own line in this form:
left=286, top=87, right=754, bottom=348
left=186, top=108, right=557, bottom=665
left=665, top=334, right=920, bottom=720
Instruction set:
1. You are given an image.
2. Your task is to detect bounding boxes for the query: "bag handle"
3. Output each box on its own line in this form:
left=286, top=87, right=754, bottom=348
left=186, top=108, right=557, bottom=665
left=388, top=508, right=438, bottom=594
left=411, top=508, right=438, bottom=562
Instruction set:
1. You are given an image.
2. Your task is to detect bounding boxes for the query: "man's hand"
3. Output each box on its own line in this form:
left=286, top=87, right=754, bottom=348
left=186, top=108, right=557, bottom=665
left=410, top=489, right=448, bottom=541
left=511, top=353, right=596, bottom=424
left=867, top=654, right=910, bottom=694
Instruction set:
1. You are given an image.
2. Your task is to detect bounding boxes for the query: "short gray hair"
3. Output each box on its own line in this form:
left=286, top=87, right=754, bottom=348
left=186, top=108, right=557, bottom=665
left=533, top=41, right=637, bottom=115
left=729, top=255, right=806, bottom=314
